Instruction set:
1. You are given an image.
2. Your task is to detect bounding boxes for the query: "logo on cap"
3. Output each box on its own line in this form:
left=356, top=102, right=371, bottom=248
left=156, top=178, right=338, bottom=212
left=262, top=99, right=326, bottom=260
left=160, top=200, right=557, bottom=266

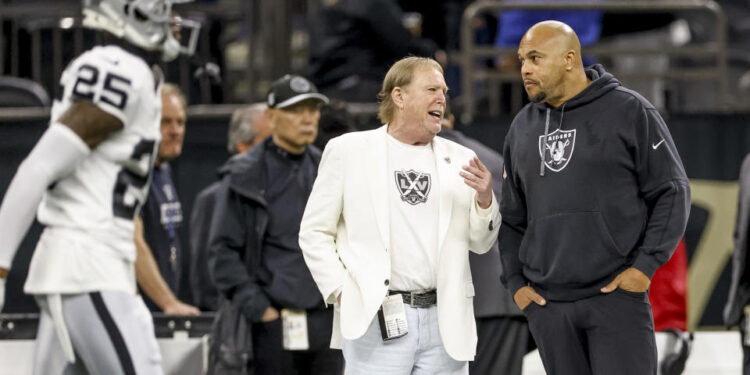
left=290, top=76, right=311, bottom=93
left=268, top=92, right=275, bottom=107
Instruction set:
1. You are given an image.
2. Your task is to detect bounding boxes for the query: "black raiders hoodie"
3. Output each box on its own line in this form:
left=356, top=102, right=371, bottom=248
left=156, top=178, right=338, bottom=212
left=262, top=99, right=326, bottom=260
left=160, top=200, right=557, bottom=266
left=499, top=64, right=690, bottom=301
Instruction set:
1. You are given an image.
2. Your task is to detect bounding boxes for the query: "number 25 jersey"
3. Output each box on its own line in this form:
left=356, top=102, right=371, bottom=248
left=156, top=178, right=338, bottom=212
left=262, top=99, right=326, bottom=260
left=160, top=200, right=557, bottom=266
left=26, top=45, right=161, bottom=295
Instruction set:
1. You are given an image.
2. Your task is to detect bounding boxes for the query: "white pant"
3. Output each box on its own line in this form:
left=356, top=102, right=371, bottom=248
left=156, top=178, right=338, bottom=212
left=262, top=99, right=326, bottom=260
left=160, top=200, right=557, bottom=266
left=342, top=304, right=468, bottom=375
left=33, top=291, right=162, bottom=375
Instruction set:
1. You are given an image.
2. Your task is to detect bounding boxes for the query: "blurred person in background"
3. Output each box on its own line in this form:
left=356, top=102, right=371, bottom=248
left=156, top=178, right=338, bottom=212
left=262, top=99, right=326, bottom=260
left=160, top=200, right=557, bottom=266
left=307, top=0, right=445, bottom=103
left=650, top=238, right=692, bottom=375
left=439, top=105, right=533, bottom=375
left=190, top=103, right=272, bottom=311
left=313, top=100, right=357, bottom=151
left=494, top=5, right=602, bottom=71
left=136, top=82, right=199, bottom=316
left=725, top=154, right=750, bottom=375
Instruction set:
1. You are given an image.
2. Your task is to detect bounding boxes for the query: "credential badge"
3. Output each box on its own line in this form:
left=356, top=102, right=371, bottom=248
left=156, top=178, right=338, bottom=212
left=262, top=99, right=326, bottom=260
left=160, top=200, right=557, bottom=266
left=538, top=128, right=576, bottom=172
left=394, top=170, right=431, bottom=205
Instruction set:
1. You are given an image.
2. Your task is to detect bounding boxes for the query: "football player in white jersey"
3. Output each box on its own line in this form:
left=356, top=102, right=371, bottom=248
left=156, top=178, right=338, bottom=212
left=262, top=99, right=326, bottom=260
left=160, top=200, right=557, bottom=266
left=0, top=0, right=199, bottom=373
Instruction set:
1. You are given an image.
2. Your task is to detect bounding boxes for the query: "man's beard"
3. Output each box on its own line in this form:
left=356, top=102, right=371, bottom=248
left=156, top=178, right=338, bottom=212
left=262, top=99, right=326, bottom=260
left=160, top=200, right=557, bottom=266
left=530, top=91, right=547, bottom=103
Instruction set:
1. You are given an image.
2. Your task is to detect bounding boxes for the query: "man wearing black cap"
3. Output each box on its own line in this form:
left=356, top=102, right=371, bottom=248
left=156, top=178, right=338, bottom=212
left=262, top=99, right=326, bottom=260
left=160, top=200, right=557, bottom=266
left=209, top=75, right=343, bottom=374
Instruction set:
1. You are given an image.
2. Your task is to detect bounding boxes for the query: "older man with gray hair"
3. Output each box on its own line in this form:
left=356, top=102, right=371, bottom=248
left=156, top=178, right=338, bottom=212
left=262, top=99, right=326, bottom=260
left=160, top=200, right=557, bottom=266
left=189, top=103, right=272, bottom=311
left=227, top=103, right=272, bottom=154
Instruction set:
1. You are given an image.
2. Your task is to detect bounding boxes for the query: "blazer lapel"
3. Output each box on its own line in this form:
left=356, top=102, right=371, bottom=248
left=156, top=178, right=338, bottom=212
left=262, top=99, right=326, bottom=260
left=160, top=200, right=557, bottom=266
left=433, top=138, right=454, bottom=254
left=366, top=125, right=390, bottom=247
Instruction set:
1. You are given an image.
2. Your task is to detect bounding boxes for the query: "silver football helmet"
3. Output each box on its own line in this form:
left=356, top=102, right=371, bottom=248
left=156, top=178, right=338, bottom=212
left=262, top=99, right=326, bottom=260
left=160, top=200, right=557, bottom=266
left=82, top=0, right=201, bottom=61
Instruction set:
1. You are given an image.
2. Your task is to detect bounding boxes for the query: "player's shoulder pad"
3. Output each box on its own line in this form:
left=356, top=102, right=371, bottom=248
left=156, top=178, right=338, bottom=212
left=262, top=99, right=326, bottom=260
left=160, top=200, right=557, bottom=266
left=84, top=45, right=154, bottom=89
left=62, top=45, right=156, bottom=123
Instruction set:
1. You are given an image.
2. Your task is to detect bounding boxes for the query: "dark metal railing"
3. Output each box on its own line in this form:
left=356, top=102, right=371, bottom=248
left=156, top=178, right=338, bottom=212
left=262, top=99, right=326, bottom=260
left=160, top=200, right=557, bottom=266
left=460, top=0, right=729, bottom=122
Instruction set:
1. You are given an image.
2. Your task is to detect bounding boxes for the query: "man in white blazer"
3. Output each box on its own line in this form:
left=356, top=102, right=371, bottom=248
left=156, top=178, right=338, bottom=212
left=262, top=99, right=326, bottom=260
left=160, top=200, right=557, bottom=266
left=299, top=56, right=501, bottom=374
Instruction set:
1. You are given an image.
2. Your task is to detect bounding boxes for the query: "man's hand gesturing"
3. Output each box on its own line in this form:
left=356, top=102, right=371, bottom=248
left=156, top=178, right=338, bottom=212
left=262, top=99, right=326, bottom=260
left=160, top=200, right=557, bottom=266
left=460, top=156, right=493, bottom=209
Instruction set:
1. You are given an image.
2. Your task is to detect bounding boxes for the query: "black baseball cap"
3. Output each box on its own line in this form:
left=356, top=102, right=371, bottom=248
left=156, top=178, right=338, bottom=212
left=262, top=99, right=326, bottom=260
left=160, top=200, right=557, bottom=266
left=267, top=74, right=329, bottom=109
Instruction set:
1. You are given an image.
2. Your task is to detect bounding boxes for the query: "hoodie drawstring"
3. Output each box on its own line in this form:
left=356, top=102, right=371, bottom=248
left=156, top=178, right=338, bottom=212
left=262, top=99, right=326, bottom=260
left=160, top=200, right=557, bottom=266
left=540, top=108, right=550, bottom=176
left=559, top=103, right=566, bottom=129
left=539, top=104, right=567, bottom=177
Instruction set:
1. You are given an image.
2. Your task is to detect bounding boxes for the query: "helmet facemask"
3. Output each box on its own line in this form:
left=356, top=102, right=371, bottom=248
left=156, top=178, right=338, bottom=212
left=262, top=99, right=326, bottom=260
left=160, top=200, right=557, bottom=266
left=83, top=0, right=201, bottom=61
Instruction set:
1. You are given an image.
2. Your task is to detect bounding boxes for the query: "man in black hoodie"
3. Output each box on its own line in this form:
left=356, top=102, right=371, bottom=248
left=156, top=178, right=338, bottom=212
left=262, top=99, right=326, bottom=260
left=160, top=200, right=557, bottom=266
left=499, top=21, right=690, bottom=375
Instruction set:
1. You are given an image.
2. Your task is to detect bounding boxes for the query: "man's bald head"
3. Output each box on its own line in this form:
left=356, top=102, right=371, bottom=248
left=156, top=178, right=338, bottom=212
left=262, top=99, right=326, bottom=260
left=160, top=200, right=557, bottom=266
left=517, top=20, right=591, bottom=107
left=521, top=20, right=582, bottom=65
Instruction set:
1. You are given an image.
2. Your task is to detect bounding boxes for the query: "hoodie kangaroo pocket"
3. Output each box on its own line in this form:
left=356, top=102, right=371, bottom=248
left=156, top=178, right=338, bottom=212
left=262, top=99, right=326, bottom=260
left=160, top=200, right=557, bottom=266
left=519, top=211, right=625, bottom=285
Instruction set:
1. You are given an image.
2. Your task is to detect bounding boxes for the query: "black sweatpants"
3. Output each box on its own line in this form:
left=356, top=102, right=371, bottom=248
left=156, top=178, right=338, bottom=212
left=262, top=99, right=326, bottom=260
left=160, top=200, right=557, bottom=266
left=470, top=316, right=532, bottom=375
left=252, top=307, right=343, bottom=375
left=523, top=289, right=657, bottom=375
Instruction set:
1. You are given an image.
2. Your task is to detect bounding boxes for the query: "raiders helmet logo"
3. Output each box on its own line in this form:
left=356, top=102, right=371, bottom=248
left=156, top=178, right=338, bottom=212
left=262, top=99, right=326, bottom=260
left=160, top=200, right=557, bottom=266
left=394, top=170, right=431, bottom=205
left=538, top=128, right=576, bottom=172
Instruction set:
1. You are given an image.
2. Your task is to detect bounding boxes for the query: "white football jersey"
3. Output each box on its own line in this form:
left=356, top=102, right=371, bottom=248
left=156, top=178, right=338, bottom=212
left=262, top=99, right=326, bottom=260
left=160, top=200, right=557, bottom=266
left=25, top=45, right=162, bottom=295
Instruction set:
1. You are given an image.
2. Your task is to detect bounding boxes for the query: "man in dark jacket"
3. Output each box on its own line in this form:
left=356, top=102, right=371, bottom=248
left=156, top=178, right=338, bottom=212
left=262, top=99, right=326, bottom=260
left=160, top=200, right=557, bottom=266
left=209, top=75, right=343, bottom=374
left=499, top=21, right=690, bottom=374
left=189, top=103, right=271, bottom=311
left=306, top=0, right=442, bottom=102
left=725, top=153, right=750, bottom=375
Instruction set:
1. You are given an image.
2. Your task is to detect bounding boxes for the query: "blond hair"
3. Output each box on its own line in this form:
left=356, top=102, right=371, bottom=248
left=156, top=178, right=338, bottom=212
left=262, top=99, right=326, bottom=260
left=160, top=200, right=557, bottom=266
left=377, top=57, right=443, bottom=124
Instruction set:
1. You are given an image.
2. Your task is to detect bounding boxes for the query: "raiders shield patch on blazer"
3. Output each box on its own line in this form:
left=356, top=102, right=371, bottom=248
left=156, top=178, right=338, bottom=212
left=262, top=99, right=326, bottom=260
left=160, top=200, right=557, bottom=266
left=394, top=170, right=431, bottom=205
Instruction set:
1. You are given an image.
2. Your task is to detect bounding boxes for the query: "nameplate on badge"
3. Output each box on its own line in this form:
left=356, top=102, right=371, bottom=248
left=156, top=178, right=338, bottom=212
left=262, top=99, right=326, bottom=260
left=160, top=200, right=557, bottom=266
left=282, top=309, right=309, bottom=350
left=378, top=294, right=408, bottom=341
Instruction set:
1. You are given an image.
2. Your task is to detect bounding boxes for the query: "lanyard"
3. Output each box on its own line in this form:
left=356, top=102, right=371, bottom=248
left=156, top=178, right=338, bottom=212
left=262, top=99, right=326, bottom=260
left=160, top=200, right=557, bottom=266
left=154, top=166, right=179, bottom=272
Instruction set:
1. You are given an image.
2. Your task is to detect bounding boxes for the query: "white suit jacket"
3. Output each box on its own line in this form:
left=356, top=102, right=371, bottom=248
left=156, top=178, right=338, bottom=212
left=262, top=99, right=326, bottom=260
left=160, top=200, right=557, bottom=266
left=299, top=125, right=501, bottom=361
